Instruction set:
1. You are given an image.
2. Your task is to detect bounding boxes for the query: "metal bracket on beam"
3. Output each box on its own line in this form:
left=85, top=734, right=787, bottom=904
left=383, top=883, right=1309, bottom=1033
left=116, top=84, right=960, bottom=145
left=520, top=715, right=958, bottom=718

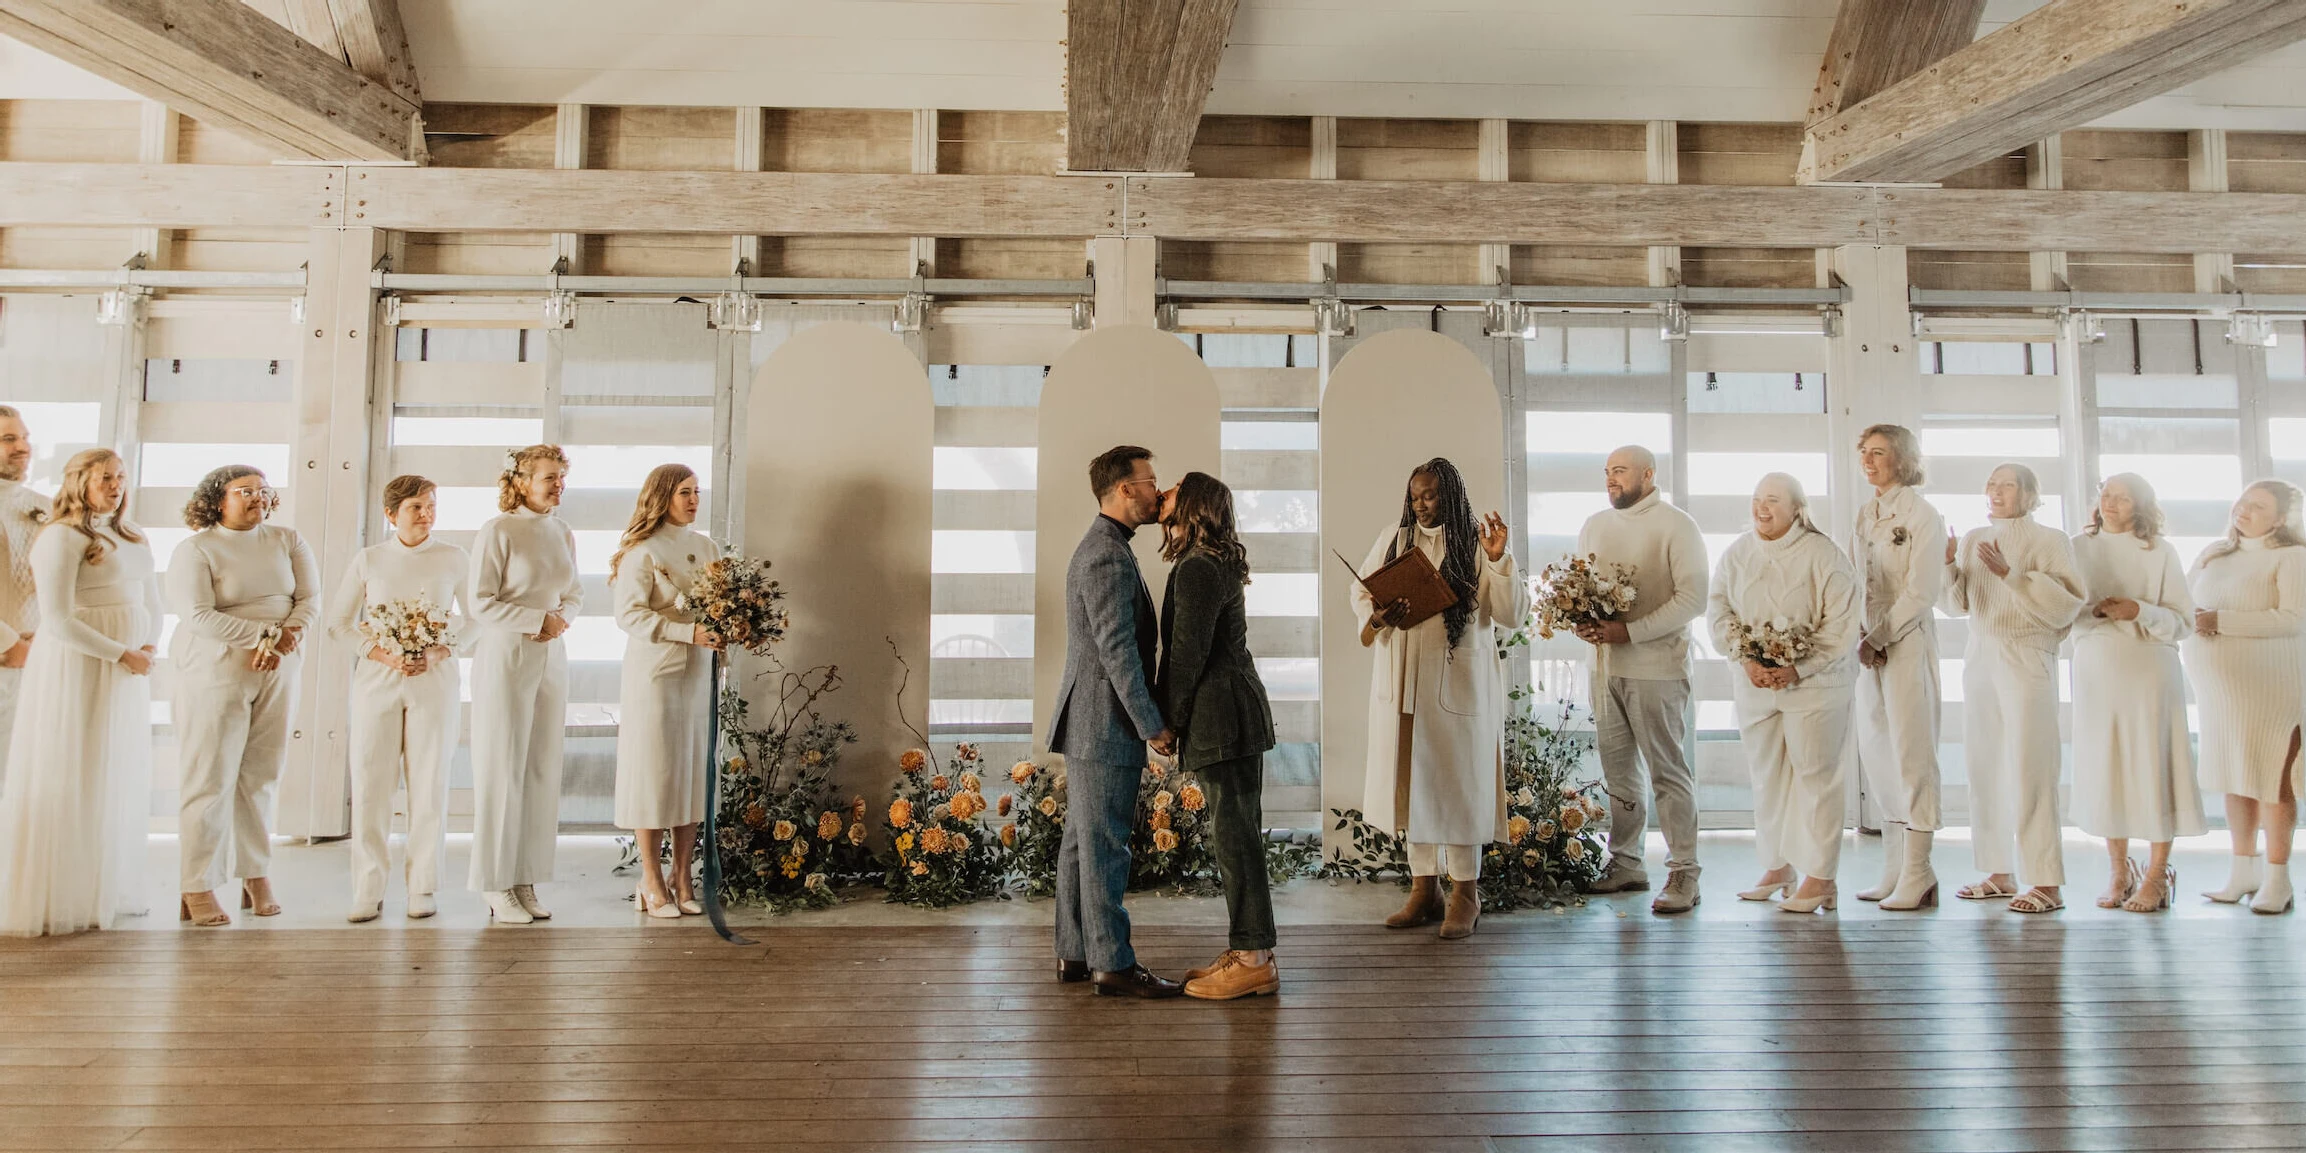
left=1657, top=300, right=1690, bottom=343
left=894, top=292, right=929, bottom=333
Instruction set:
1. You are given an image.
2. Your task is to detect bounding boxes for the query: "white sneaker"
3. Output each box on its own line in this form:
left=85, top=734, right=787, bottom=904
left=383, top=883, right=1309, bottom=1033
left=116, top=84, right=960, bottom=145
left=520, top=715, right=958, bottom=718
left=511, top=884, right=552, bottom=920
left=485, top=890, right=534, bottom=924
left=406, top=892, right=437, bottom=919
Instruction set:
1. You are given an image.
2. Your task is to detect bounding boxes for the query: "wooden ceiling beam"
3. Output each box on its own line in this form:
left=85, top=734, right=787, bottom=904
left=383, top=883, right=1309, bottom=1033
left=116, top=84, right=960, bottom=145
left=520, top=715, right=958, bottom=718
left=325, top=0, right=420, bottom=105
left=0, top=0, right=420, bottom=162
left=1802, top=0, right=2306, bottom=185
left=1806, top=0, right=1987, bottom=128
left=6, top=162, right=2306, bottom=255
left=1065, top=0, right=1240, bottom=173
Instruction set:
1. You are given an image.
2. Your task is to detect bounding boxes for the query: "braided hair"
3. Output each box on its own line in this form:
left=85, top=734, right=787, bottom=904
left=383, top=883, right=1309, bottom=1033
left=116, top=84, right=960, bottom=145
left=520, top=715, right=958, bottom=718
left=1387, top=457, right=1480, bottom=652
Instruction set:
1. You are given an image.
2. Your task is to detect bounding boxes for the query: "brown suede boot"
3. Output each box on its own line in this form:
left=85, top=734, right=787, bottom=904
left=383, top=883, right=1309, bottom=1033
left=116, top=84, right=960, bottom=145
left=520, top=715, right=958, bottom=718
left=1439, top=879, right=1481, bottom=940
left=1385, top=875, right=1444, bottom=928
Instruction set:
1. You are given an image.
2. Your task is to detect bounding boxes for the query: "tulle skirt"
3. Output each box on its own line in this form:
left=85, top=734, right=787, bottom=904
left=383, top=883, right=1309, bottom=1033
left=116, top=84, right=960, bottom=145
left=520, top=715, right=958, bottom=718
left=0, top=602, right=153, bottom=937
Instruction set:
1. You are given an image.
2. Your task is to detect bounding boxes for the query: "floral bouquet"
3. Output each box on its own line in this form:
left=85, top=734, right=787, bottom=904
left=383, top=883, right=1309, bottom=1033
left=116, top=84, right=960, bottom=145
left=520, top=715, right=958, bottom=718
left=678, top=554, right=788, bottom=656
left=1479, top=700, right=1610, bottom=910
left=1534, top=554, right=1639, bottom=639
left=881, top=744, right=1008, bottom=908
left=1129, top=761, right=1218, bottom=895
left=703, top=664, right=875, bottom=912
left=356, top=595, right=454, bottom=664
left=1725, top=617, right=1815, bottom=670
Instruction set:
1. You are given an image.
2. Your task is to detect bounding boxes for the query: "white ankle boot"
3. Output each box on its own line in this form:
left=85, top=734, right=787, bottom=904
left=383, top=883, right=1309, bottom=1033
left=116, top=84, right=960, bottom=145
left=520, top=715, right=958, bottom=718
left=1881, top=828, right=1939, bottom=911
left=2252, top=863, right=2294, bottom=915
left=485, top=889, right=534, bottom=924
left=1858, top=822, right=1904, bottom=902
left=2206, top=854, right=2262, bottom=904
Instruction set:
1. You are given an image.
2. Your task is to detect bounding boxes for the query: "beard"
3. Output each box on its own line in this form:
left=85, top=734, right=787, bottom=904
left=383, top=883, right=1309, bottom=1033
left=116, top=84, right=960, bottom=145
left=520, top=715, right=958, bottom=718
left=1609, top=484, right=1648, bottom=511
left=0, top=461, right=23, bottom=483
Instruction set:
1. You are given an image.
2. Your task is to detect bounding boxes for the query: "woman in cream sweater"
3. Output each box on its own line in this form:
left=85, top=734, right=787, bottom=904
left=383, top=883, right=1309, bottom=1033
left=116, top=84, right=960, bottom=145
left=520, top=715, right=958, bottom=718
left=609, top=464, right=721, bottom=918
left=1942, top=462, right=2085, bottom=914
left=2186, top=478, right=2306, bottom=915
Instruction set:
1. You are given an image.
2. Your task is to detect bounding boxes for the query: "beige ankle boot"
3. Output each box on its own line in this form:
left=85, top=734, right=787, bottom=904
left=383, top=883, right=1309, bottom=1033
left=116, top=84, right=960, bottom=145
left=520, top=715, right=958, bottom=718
left=1385, top=875, right=1444, bottom=928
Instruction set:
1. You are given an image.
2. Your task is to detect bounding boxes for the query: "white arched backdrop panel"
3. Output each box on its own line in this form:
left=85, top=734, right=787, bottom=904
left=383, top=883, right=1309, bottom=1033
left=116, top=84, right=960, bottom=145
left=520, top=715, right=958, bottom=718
left=1319, top=328, right=1508, bottom=845
left=1033, top=325, right=1222, bottom=757
left=745, top=322, right=933, bottom=785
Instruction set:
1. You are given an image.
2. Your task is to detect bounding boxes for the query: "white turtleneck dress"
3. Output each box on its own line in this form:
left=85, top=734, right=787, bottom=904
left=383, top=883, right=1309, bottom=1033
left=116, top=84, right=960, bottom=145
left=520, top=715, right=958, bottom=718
left=1706, top=523, right=1861, bottom=880
left=1850, top=483, right=1945, bottom=833
left=611, top=525, right=716, bottom=830
left=1941, top=514, right=2085, bottom=887
left=466, top=506, right=584, bottom=893
left=325, top=534, right=472, bottom=908
left=2069, top=530, right=2203, bottom=842
left=1355, top=521, right=1528, bottom=878
left=0, top=517, right=159, bottom=936
left=167, top=521, right=319, bottom=894
left=0, top=476, right=53, bottom=793
left=2184, top=534, right=2306, bottom=803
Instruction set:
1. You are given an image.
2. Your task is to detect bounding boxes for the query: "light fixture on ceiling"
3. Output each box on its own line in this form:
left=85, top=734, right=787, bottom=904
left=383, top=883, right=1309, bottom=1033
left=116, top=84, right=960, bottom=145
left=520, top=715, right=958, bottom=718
left=1658, top=301, right=1689, bottom=343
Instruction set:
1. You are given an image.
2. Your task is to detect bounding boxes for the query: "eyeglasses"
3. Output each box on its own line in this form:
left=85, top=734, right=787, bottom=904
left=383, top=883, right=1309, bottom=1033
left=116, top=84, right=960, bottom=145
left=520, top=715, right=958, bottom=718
left=228, top=485, right=279, bottom=505
left=1119, top=477, right=1161, bottom=492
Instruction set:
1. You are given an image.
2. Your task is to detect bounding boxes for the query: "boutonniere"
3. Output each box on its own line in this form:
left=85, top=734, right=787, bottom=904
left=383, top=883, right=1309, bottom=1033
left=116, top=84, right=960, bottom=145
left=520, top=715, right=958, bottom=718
left=1891, top=527, right=1908, bottom=547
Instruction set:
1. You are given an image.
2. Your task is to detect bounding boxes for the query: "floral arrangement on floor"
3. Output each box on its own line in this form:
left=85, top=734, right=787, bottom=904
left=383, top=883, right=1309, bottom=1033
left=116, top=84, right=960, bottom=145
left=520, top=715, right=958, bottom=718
left=356, top=595, right=454, bottom=664
left=881, top=743, right=1008, bottom=908
left=709, top=664, right=876, bottom=912
left=678, top=554, right=789, bottom=654
left=1724, top=617, right=1816, bottom=670
left=1322, top=699, right=1608, bottom=911
left=1006, top=759, right=1320, bottom=898
left=1533, top=553, right=1639, bottom=639
left=1005, top=760, right=1065, bottom=899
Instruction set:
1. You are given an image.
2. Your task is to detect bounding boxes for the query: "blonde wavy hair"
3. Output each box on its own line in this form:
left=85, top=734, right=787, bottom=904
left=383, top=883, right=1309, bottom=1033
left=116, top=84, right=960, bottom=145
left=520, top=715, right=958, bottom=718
left=498, top=444, right=569, bottom=513
left=609, top=463, right=696, bottom=580
left=2202, top=478, right=2306, bottom=565
left=53, top=448, right=144, bottom=565
left=1857, top=423, right=1926, bottom=488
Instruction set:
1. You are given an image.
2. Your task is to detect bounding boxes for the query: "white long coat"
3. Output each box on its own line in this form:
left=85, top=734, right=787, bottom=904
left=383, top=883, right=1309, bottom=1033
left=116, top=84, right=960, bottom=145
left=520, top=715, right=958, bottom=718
left=1356, top=523, right=1529, bottom=845
left=611, top=526, right=716, bottom=830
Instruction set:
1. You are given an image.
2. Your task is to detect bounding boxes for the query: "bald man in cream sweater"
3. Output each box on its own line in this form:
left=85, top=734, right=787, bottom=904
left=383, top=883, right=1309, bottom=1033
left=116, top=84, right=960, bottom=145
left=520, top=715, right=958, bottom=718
left=1575, top=446, right=1710, bottom=914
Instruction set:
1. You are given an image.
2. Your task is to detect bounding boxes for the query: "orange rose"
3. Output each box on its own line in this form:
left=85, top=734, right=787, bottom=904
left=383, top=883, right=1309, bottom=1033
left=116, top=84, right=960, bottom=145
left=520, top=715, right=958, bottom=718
left=900, top=749, right=928, bottom=774
left=1000, top=823, right=1018, bottom=847
left=1147, top=763, right=1166, bottom=781
left=910, top=860, right=929, bottom=876
left=1152, top=828, right=1179, bottom=852
left=959, top=772, right=981, bottom=793
left=997, top=793, right=1014, bottom=817
left=816, top=811, right=842, bottom=840
left=1152, top=790, right=1175, bottom=812
left=852, top=796, right=868, bottom=818
left=848, top=822, right=868, bottom=845
left=889, top=798, right=913, bottom=829
left=1560, top=806, right=1586, bottom=833
left=921, top=827, right=951, bottom=854
left=1507, top=815, right=1531, bottom=844
left=742, top=803, right=768, bottom=829
left=1010, top=762, right=1035, bottom=785
left=772, top=820, right=796, bottom=841
left=931, top=774, right=950, bottom=792
left=1037, top=796, right=1059, bottom=818
left=1151, top=810, right=1172, bottom=832
left=1564, top=839, right=1587, bottom=862
left=1179, top=784, right=1206, bottom=812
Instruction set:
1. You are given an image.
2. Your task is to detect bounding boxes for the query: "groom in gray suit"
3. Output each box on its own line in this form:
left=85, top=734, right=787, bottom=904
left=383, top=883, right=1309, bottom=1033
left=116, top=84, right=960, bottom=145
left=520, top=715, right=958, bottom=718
left=1050, top=445, right=1181, bottom=998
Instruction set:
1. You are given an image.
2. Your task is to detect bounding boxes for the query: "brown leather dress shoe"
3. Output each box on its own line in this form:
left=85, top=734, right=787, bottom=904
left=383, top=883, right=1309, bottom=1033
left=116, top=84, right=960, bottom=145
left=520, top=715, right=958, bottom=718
left=1186, top=955, right=1279, bottom=1001
left=1092, top=964, right=1184, bottom=999
left=1057, top=959, right=1091, bottom=983
left=1184, top=951, right=1237, bottom=982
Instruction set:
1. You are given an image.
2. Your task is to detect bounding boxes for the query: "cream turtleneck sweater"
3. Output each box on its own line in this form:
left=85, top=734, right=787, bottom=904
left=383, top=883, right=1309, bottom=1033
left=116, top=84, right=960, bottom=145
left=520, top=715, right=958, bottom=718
left=166, top=521, right=320, bottom=665
left=1706, top=522, right=1861, bottom=689
left=1940, top=514, right=2085, bottom=650
left=1575, top=488, right=1709, bottom=680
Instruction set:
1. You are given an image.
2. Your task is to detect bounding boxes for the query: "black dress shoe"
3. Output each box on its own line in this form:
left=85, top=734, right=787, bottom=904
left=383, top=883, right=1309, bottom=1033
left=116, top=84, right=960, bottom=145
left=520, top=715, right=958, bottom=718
left=1092, top=964, right=1184, bottom=999
left=1057, top=959, right=1091, bottom=984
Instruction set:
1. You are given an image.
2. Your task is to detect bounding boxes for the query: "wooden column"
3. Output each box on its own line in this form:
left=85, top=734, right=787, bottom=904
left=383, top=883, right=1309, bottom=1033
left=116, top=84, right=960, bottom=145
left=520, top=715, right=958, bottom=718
left=551, top=103, right=586, bottom=271
left=2028, top=136, right=2068, bottom=291
left=910, top=108, right=939, bottom=276
left=1307, top=115, right=1337, bottom=281
left=132, top=101, right=177, bottom=269
left=277, top=225, right=385, bottom=839
left=2192, top=129, right=2236, bottom=294
left=1091, top=234, right=1156, bottom=328
left=1646, top=120, right=1681, bottom=287
left=1824, top=245, right=1918, bottom=543
left=731, top=106, right=764, bottom=273
left=1478, top=117, right=1509, bottom=285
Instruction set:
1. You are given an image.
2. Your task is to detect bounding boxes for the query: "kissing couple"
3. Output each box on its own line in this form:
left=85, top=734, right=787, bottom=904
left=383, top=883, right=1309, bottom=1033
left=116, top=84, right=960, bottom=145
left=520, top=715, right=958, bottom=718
left=1047, top=445, right=1279, bottom=1000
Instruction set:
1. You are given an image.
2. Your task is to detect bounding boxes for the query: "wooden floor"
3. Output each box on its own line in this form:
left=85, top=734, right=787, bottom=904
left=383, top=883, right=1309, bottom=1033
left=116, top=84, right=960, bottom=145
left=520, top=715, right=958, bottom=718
left=6, top=911, right=2306, bottom=1153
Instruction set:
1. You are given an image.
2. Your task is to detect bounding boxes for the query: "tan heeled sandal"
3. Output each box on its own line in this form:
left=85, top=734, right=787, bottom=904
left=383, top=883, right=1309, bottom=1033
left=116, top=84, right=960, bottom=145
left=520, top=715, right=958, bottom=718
left=179, top=891, right=231, bottom=927
left=241, top=878, right=282, bottom=917
left=2096, top=856, right=2141, bottom=909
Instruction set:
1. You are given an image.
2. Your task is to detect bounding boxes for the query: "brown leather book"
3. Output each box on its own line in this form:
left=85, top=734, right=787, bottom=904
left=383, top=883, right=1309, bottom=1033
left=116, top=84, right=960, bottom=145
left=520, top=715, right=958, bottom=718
left=1335, top=544, right=1460, bottom=631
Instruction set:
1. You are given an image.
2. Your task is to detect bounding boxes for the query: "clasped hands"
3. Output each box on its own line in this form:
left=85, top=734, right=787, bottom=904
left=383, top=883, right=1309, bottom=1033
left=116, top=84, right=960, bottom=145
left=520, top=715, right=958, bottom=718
left=1743, top=660, right=1798, bottom=690
left=247, top=624, right=303, bottom=671
left=366, top=643, right=455, bottom=676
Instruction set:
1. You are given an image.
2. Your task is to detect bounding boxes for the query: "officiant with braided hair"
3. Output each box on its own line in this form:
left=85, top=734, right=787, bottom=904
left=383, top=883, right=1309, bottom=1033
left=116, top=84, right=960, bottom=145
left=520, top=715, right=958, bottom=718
left=1356, top=457, right=1526, bottom=939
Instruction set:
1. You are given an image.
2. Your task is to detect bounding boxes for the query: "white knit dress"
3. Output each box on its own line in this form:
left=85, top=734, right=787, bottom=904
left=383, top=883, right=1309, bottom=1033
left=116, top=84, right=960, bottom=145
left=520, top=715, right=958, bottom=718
left=2184, top=534, right=2306, bottom=803
left=2069, top=531, right=2203, bottom=841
